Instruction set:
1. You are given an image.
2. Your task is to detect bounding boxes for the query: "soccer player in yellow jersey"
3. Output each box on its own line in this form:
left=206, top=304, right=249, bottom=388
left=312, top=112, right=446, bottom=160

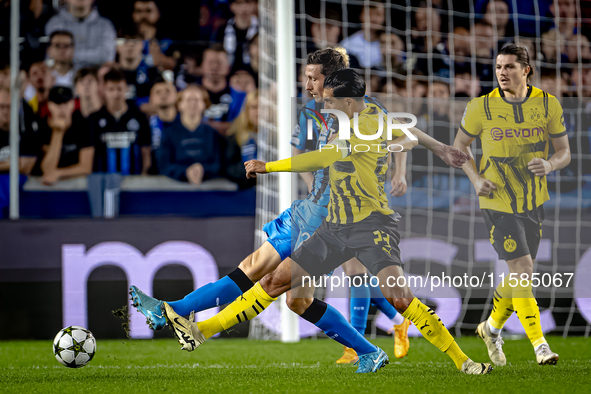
left=163, top=68, right=494, bottom=375
left=454, top=44, right=571, bottom=366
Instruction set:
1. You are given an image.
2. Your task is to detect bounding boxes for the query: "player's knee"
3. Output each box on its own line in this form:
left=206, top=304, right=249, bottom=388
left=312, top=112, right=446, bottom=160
left=260, top=271, right=287, bottom=298
left=392, top=297, right=413, bottom=314
left=286, top=297, right=312, bottom=315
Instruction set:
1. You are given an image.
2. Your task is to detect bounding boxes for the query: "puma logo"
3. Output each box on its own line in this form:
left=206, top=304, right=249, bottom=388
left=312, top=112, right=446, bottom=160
left=420, top=320, right=430, bottom=330
left=498, top=114, right=509, bottom=121
left=526, top=314, right=537, bottom=319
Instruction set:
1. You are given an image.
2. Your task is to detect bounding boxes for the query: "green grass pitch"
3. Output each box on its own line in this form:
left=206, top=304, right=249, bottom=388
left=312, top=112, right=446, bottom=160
left=1, top=336, right=590, bottom=393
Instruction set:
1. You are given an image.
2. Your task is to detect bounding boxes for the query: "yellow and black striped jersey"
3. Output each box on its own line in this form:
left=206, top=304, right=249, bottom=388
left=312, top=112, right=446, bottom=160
left=266, top=103, right=405, bottom=224
left=460, top=85, right=567, bottom=214
left=325, top=103, right=403, bottom=224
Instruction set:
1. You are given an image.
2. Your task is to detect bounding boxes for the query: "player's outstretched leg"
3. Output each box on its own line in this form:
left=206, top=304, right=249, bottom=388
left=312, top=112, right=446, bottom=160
left=337, top=260, right=370, bottom=364
left=131, top=242, right=281, bottom=330
left=476, top=275, right=512, bottom=366
left=368, top=281, right=410, bottom=358
left=286, top=286, right=388, bottom=372
left=164, top=258, right=389, bottom=373
left=376, top=265, right=493, bottom=375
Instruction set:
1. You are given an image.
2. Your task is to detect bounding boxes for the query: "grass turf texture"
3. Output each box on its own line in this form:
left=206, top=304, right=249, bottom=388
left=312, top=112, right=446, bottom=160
left=1, top=336, right=589, bottom=393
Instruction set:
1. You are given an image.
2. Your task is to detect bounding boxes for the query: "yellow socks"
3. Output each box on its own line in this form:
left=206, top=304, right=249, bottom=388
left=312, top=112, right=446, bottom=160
left=197, top=282, right=277, bottom=339
left=488, top=276, right=514, bottom=331
left=402, top=298, right=468, bottom=369
left=513, top=281, right=546, bottom=348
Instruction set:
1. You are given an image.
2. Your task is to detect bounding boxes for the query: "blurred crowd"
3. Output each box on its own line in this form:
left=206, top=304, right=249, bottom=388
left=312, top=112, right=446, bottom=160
left=0, top=0, right=590, bottom=217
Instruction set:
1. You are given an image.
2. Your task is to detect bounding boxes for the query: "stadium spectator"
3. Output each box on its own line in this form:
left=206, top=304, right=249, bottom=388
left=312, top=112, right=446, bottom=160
left=201, top=44, right=247, bottom=136
left=339, top=3, right=384, bottom=68
left=46, top=30, right=76, bottom=88
left=46, top=0, right=116, bottom=70
left=38, top=86, right=93, bottom=185
left=229, top=69, right=256, bottom=94
left=411, top=5, right=443, bottom=54
left=87, top=68, right=151, bottom=218
left=116, top=28, right=160, bottom=111
left=20, top=0, right=56, bottom=64
left=175, top=53, right=202, bottom=91
left=131, top=0, right=178, bottom=71
left=565, top=34, right=591, bottom=63
left=541, top=29, right=569, bottom=64
left=227, top=89, right=258, bottom=163
left=454, top=70, right=482, bottom=97
left=0, top=87, right=40, bottom=218
left=297, top=8, right=343, bottom=64
left=310, top=9, right=342, bottom=49
left=483, top=0, right=514, bottom=48
left=549, top=0, right=578, bottom=37
left=147, top=77, right=178, bottom=174
left=249, top=34, right=259, bottom=75
left=473, top=20, right=494, bottom=59
left=0, top=87, right=39, bottom=176
left=157, top=85, right=223, bottom=184
left=380, top=32, right=405, bottom=69
left=215, top=0, right=259, bottom=70
left=0, top=61, right=9, bottom=89
left=23, top=60, right=53, bottom=117
left=90, top=69, right=151, bottom=175
left=74, top=68, right=101, bottom=118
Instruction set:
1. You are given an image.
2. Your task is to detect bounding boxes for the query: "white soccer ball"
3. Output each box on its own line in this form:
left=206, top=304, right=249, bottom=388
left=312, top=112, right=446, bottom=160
left=53, top=326, right=97, bottom=368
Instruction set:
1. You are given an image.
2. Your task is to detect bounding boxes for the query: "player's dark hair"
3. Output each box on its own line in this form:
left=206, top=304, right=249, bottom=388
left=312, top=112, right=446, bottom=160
left=307, top=47, right=349, bottom=76
left=323, top=68, right=366, bottom=99
left=74, top=67, right=98, bottom=85
left=49, top=30, right=74, bottom=45
left=499, top=43, right=534, bottom=79
left=103, top=68, right=126, bottom=84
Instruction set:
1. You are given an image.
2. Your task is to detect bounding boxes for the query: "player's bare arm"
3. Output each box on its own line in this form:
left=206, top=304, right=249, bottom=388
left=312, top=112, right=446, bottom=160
left=407, top=125, right=470, bottom=168
left=527, top=134, right=571, bottom=176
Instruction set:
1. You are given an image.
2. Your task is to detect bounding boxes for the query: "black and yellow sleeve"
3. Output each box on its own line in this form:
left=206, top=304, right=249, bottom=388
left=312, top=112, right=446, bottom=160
left=548, top=96, right=567, bottom=138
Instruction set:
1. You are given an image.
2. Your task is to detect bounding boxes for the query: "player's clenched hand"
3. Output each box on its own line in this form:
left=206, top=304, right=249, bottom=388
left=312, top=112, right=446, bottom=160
left=390, top=172, right=407, bottom=197
left=474, top=177, right=496, bottom=197
left=245, top=160, right=267, bottom=179
left=436, top=144, right=471, bottom=168
left=528, top=158, right=553, bottom=176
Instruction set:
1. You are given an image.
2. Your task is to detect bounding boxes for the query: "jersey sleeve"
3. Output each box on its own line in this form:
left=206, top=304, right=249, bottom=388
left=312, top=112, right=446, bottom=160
left=460, top=98, right=482, bottom=138
left=291, top=110, right=309, bottom=150
left=547, top=96, right=567, bottom=138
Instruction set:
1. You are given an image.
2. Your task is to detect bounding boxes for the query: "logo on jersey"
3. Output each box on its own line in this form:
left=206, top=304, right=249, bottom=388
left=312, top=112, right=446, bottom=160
left=127, top=119, right=140, bottom=132
left=490, top=127, right=543, bottom=141
left=503, top=236, right=517, bottom=253
left=529, top=108, right=541, bottom=122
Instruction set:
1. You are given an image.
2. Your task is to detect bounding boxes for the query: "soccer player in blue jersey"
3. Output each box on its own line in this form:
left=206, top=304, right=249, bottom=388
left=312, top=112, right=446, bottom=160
left=163, top=68, right=493, bottom=375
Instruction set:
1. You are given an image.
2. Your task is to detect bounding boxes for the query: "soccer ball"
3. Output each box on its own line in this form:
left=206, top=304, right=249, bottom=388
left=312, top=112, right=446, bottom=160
left=53, top=326, right=96, bottom=368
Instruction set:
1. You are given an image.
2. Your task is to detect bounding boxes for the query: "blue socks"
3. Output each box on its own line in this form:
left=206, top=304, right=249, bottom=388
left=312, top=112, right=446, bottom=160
left=301, top=299, right=378, bottom=356
left=369, top=281, right=398, bottom=320
left=167, top=268, right=254, bottom=316
left=350, top=274, right=371, bottom=335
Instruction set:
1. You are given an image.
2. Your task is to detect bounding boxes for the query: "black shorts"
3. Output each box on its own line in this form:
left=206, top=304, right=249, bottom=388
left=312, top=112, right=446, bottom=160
left=482, top=206, right=544, bottom=261
left=291, top=212, right=404, bottom=277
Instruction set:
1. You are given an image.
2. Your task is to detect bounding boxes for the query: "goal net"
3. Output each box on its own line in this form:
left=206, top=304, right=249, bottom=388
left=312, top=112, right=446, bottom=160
left=252, top=0, right=591, bottom=340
